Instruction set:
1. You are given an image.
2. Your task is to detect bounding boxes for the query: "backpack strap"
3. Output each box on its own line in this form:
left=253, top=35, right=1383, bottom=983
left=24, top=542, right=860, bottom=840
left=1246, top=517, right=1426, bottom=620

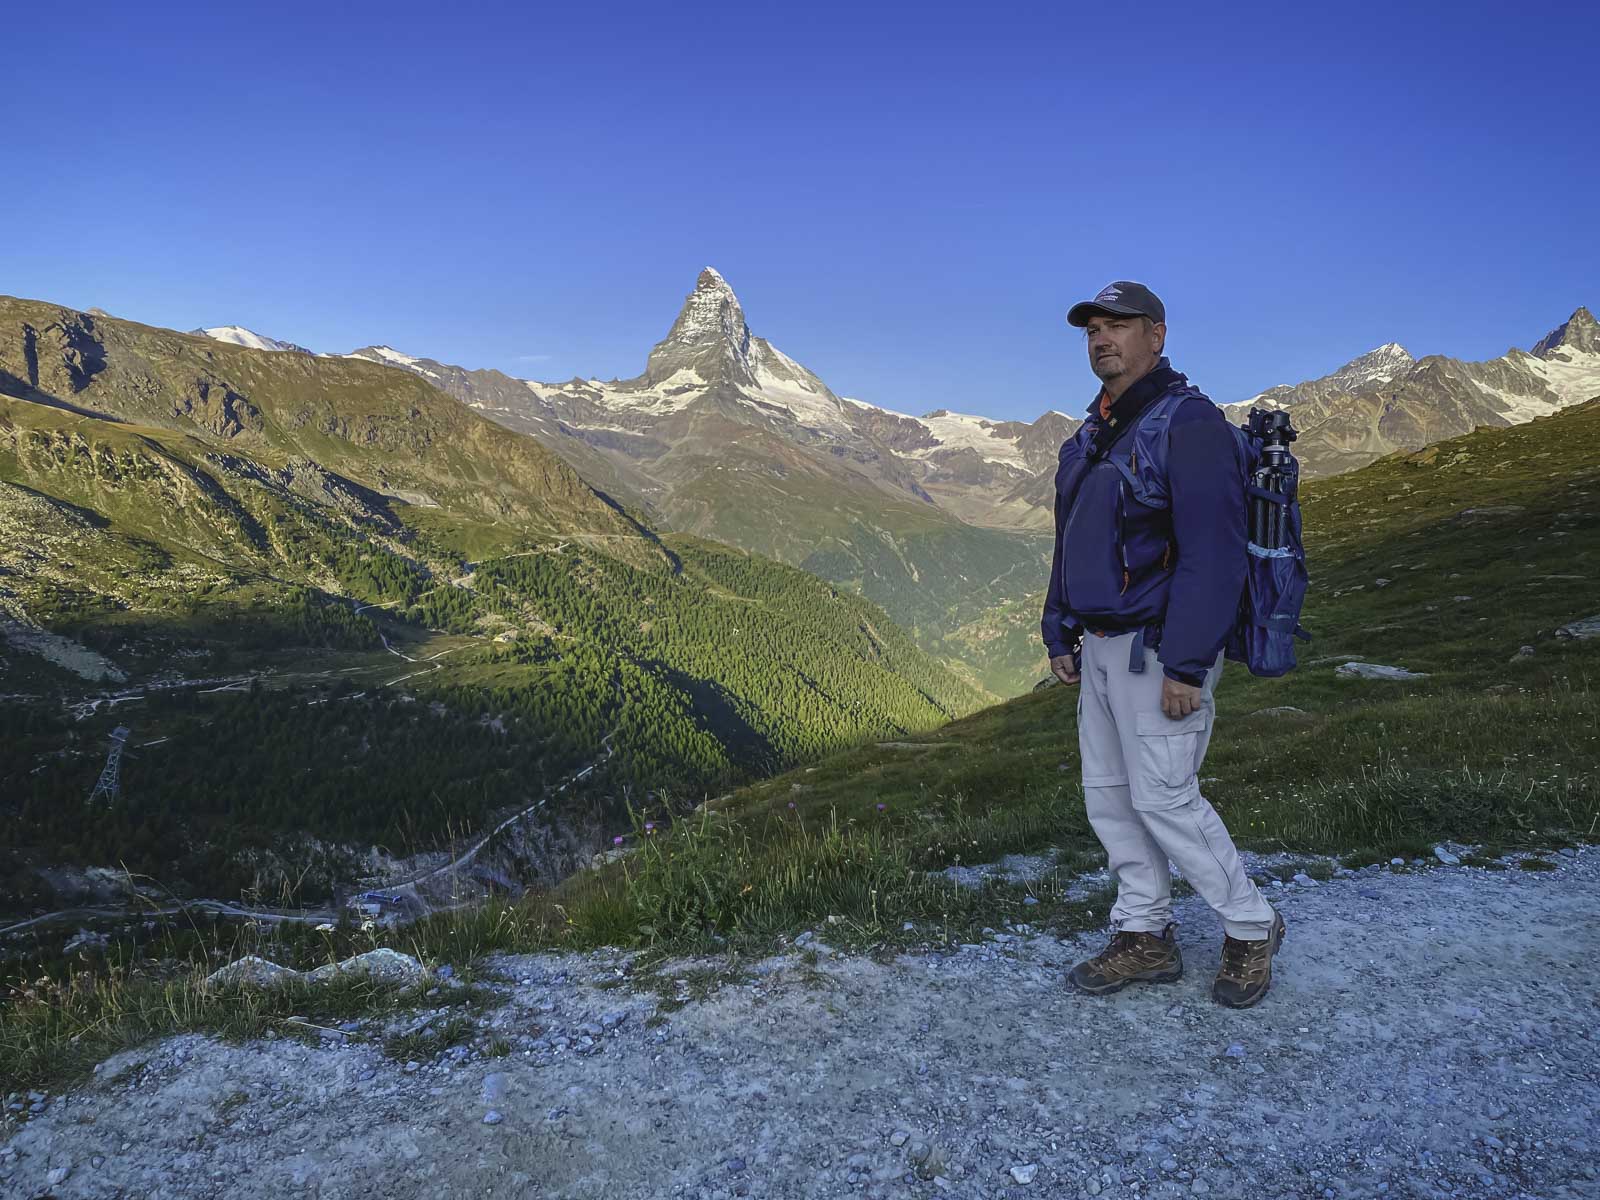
left=1107, top=386, right=1204, bottom=506
left=1126, top=622, right=1164, bottom=673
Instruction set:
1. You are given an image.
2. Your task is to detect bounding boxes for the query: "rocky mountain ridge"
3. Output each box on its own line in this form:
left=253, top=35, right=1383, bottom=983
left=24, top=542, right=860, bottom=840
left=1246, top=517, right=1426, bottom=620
left=1224, top=308, right=1600, bottom=476
left=334, top=269, right=1069, bottom=530
left=203, top=277, right=1597, bottom=502
left=326, top=271, right=1058, bottom=687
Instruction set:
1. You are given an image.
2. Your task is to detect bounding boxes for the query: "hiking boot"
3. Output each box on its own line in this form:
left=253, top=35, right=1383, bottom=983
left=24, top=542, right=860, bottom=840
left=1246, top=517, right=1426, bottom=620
left=1212, top=908, right=1287, bottom=1008
left=1067, top=923, right=1182, bottom=995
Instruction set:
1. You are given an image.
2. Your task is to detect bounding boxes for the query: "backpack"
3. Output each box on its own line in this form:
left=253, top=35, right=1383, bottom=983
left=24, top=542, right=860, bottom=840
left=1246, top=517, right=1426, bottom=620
left=1223, top=408, right=1311, bottom=677
left=1060, top=392, right=1310, bottom=677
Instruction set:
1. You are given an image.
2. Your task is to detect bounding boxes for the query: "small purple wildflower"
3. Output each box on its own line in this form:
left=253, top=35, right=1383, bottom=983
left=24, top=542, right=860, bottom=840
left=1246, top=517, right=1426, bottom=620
left=876, top=803, right=887, bottom=811
left=613, top=835, right=624, bottom=846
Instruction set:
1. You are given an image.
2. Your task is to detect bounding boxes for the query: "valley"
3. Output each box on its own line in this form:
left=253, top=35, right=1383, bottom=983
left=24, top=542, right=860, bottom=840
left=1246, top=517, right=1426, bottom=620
left=0, top=297, right=990, bottom=924
left=3, top=275, right=1596, bottom=976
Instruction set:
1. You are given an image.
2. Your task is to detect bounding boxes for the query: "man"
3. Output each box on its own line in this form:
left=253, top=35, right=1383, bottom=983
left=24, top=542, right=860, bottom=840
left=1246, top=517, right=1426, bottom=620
left=1042, top=281, right=1285, bottom=1008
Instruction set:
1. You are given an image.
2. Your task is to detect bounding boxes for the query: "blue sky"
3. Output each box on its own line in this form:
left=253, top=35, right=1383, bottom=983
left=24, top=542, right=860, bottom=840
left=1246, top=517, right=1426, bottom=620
left=4, top=1, right=1595, bottom=418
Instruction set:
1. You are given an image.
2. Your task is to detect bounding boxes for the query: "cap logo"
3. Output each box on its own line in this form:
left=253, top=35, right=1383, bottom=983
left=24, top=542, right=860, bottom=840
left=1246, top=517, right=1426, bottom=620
left=1094, top=285, right=1123, bottom=304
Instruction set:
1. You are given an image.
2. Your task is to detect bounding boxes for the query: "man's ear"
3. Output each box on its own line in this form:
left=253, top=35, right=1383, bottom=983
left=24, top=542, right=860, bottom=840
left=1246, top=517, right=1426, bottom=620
left=1151, top=321, right=1167, bottom=354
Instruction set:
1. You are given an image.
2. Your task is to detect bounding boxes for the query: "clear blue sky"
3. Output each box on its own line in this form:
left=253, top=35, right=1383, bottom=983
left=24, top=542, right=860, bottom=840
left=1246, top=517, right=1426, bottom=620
left=5, top=1, right=1595, bottom=418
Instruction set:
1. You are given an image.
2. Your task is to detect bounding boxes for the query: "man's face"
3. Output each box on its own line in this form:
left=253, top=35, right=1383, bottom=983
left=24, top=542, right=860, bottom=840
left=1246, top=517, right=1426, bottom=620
left=1084, top=313, right=1165, bottom=386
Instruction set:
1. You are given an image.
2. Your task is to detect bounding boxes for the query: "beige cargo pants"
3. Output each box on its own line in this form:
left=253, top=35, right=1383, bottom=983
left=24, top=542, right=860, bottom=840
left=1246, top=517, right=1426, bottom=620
left=1077, top=630, right=1276, bottom=940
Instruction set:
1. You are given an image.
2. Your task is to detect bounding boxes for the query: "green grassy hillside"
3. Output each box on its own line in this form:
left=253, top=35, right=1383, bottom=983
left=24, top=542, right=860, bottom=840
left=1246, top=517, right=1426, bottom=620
left=451, top=400, right=1599, bottom=953
left=957, top=399, right=1600, bottom=694
left=657, top=422, right=1052, bottom=689
left=0, top=298, right=649, bottom=534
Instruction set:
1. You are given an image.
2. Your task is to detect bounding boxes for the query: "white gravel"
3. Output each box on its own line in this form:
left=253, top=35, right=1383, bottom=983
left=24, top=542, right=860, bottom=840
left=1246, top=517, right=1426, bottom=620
left=2, top=850, right=1596, bottom=1199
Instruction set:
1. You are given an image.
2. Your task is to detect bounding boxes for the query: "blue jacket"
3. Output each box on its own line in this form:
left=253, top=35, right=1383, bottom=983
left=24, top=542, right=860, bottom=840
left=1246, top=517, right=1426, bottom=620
left=1041, top=360, right=1247, bottom=686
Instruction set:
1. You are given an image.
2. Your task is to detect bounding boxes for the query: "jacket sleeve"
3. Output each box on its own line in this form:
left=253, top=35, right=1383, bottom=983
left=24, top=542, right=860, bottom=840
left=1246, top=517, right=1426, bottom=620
left=1158, top=400, right=1246, bottom=685
left=1041, top=487, right=1081, bottom=660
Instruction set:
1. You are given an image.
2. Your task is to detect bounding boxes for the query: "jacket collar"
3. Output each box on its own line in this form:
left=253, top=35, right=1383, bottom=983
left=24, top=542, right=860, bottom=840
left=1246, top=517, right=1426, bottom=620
left=1085, top=356, right=1183, bottom=424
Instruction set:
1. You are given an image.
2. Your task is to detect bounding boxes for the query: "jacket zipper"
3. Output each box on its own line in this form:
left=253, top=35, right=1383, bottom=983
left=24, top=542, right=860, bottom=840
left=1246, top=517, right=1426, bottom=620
left=1062, top=480, right=1088, bottom=604
left=1118, top=478, right=1132, bottom=594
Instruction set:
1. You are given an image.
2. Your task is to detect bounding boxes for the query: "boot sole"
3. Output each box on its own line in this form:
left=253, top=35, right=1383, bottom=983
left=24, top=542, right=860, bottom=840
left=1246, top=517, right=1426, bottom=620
left=1069, top=961, right=1184, bottom=995
left=1212, top=912, right=1287, bottom=1009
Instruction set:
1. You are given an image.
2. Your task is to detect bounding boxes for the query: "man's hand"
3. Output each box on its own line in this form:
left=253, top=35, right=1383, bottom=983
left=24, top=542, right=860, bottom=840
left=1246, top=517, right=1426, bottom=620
left=1050, top=654, right=1080, bottom=686
left=1161, top=676, right=1203, bottom=719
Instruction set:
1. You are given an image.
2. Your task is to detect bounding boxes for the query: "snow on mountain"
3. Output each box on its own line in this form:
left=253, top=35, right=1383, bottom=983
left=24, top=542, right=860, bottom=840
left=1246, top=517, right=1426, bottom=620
left=1521, top=306, right=1600, bottom=403
left=282, top=269, right=1597, bottom=497
left=1226, top=342, right=1415, bottom=416
left=1219, top=308, right=1598, bottom=477
left=841, top=398, right=1043, bottom=469
left=1327, top=342, right=1415, bottom=391
left=529, top=268, right=859, bottom=436
left=344, top=346, right=442, bottom=379
left=909, top=410, right=1033, bottom=470
left=194, top=326, right=314, bottom=355
left=1423, top=310, right=1599, bottom=426
left=749, top=342, right=855, bottom=435
left=842, top=395, right=915, bottom=420
left=1530, top=305, right=1599, bottom=358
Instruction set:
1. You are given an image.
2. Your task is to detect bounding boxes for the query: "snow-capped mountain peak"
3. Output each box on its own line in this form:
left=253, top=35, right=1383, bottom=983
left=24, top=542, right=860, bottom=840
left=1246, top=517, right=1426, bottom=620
left=1227, top=341, right=1414, bottom=413
left=343, top=345, right=443, bottom=379
left=1327, top=342, right=1415, bottom=391
left=1531, top=306, right=1599, bottom=359
left=348, top=345, right=423, bottom=368
left=645, top=267, right=753, bottom=384
left=194, top=325, right=313, bottom=355
left=1512, top=307, right=1600, bottom=406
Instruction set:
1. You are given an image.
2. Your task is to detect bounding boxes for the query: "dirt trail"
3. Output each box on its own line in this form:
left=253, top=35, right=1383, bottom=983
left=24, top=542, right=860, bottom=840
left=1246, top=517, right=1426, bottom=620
left=3, top=851, right=1596, bottom=1200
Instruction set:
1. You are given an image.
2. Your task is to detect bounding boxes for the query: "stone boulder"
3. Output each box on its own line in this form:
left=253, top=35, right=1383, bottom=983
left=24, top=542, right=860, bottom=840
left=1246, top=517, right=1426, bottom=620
left=1336, top=662, right=1429, bottom=681
left=203, top=949, right=426, bottom=991
left=1556, top=615, right=1600, bottom=641
left=202, top=955, right=299, bottom=990
left=303, top=948, right=428, bottom=988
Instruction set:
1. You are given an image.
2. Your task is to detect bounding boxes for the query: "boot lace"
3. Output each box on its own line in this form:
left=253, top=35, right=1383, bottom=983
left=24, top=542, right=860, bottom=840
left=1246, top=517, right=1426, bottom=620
left=1220, top=935, right=1268, bottom=982
left=1090, top=930, right=1151, bottom=971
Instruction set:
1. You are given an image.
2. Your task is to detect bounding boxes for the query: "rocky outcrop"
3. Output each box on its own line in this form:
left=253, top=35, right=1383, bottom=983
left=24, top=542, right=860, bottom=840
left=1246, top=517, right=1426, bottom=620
left=202, top=949, right=427, bottom=991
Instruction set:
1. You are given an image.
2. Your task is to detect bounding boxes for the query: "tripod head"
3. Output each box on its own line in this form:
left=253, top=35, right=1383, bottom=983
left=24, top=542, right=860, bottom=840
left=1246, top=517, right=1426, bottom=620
left=1247, top=407, right=1297, bottom=445
left=1247, top=408, right=1298, bottom=465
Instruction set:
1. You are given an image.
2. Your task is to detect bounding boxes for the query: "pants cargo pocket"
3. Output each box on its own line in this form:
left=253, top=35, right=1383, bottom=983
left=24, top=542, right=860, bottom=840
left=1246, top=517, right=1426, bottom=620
left=1132, top=706, right=1211, bottom=809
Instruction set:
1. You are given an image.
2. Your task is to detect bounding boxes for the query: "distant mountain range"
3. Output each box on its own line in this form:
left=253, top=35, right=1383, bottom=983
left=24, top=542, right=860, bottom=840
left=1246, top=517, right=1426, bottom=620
left=348, top=269, right=1074, bottom=527
left=314, top=271, right=1064, bottom=691
left=1222, top=308, right=1600, bottom=476
left=199, top=270, right=1599, bottom=503
left=184, top=273, right=1597, bottom=691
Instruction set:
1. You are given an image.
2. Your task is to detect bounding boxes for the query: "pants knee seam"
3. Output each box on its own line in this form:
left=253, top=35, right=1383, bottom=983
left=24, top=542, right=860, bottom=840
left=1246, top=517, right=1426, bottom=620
left=1190, top=808, right=1244, bottom=898
left=1084, top=775, right=1127, bottom=789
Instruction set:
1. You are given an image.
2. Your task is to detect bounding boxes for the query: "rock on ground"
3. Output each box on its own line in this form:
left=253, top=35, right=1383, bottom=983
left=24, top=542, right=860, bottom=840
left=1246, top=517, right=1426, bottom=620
left=1336, top=662, right=1430, bottom=681
left=203, top=949, right=426, bottom=991
left=1555, top=615, right=1600, bottom=640
left=4, top=854, right=1598, bottom=1199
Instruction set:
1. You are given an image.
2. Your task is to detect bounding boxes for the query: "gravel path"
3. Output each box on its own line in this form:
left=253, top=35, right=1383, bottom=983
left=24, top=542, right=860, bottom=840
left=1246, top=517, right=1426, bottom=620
left=3, top=850, right=1597, bottom=1199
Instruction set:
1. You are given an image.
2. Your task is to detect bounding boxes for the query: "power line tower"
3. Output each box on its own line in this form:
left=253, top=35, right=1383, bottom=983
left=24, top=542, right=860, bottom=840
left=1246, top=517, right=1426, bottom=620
left=88, top=726, right=132, bottom=807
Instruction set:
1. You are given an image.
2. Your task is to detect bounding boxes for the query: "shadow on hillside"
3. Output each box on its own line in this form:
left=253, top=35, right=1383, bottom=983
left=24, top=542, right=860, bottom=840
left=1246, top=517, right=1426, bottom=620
left=648, top=659, right=776, bottom=774
left=0, top=377, right=125, bottom=423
